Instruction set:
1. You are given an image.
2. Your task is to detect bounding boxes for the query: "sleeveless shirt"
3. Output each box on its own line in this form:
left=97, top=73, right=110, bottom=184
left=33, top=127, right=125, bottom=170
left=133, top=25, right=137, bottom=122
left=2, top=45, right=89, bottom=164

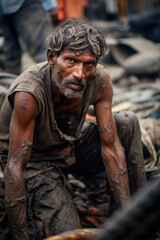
left=0, top=62, right=104, bottom=153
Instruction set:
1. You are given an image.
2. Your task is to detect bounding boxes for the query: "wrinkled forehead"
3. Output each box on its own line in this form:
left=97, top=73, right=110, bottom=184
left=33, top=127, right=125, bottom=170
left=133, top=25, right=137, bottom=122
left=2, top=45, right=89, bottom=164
left=64, top=47, right=97, bottom=58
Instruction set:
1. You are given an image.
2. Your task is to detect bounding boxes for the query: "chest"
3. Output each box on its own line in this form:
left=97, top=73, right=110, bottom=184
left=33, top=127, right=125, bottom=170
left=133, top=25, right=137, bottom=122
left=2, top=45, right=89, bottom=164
left=53, top=97, right=84, bottom=135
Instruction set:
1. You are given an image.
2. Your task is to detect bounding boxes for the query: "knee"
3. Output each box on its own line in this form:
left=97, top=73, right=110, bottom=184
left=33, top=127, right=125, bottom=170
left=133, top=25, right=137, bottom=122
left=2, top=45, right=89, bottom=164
left=114, top=110, right=139, bottom=126
left=114, top=111, right=141, bottom=139
left=124, top=111, right=140, bottom=133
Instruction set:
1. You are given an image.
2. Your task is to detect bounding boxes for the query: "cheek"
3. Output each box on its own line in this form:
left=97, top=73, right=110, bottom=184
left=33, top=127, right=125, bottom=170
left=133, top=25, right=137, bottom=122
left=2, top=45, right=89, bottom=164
left=84, top=68, right=96, bottom=78
left=57, top=62, right=71, bottom=78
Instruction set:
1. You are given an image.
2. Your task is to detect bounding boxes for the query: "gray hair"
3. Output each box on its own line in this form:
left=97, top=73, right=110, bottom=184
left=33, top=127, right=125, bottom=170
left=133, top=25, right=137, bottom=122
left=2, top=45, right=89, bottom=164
left=46, top=17, right=107, bottom=60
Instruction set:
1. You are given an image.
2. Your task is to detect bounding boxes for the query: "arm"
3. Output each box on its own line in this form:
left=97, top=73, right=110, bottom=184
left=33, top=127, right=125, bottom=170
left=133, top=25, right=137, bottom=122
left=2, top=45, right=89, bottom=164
left=94, top=69, right=130, bottom=208
left=40, top=0, right=58, bottom=25
left=4, top=92, right=38, bottom=240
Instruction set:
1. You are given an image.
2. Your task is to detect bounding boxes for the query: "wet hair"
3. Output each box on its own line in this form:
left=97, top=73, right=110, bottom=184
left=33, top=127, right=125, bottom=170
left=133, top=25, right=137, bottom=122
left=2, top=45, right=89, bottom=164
left=46, top=17, right=107, bottom=60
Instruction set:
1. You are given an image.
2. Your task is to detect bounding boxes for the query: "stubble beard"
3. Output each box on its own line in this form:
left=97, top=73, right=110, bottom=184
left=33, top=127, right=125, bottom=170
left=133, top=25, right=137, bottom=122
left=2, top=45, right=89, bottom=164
left=52, top=68, right=87, bottom=99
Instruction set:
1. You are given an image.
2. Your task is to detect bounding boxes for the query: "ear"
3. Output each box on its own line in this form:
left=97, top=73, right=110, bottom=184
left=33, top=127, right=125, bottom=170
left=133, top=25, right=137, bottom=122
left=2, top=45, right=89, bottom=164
left=47, top=48, right=56, bottom=68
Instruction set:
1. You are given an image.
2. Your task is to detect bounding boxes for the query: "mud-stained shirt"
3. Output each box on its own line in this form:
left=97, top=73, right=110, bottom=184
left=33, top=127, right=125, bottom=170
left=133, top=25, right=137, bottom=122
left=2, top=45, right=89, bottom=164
left=0, top=62, right=104, bottom=153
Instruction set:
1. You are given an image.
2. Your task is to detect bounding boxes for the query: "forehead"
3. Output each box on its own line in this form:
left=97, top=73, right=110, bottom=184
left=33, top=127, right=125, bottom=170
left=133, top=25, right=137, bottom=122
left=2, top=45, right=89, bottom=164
left=59, top=48, right=97, bottom=59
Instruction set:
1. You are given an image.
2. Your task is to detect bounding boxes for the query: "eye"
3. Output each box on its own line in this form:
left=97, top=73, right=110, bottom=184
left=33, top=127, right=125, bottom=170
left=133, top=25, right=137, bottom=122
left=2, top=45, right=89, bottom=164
left=67, top=58, right=75, bottom=64
left=85, top=61, right=95, bottom=67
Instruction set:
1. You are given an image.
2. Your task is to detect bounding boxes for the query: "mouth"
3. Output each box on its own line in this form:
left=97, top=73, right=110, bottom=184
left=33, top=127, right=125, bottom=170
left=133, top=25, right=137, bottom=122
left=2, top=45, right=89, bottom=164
left=66, top=82, right=84, bottom=91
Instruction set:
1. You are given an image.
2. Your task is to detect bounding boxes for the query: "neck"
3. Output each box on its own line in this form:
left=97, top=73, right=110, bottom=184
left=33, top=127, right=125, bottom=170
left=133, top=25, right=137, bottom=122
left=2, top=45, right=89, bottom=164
left=52, top=83, right=64, bottom=104
left=52, top=83, right=82, bottom=106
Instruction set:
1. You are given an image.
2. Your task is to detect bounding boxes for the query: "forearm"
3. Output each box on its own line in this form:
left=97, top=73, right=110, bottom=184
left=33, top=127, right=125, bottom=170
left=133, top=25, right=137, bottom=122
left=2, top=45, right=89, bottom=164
left=5, top=196, right=28, bottom=240
left=4, top=139, right=32, bottom=240
left=5, top=166, right=29, bottom=240
left=102, top=145, right=130, bottom=208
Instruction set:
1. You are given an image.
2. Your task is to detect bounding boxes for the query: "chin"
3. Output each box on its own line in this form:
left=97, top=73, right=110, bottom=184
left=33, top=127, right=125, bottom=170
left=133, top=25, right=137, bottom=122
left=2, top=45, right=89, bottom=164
left=64, top=89, right=84, bottom=99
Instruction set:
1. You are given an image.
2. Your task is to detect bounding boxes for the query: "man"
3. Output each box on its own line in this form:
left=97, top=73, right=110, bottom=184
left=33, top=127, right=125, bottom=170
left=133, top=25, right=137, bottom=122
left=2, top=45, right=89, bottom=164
left=0, top=17, right=146, bottom=240
left=0, top=0, right=58, bottom=75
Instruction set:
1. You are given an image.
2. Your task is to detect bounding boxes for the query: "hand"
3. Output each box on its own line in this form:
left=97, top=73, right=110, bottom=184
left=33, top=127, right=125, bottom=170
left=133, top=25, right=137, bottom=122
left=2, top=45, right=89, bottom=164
left=49, top=7, right=59, bottom=25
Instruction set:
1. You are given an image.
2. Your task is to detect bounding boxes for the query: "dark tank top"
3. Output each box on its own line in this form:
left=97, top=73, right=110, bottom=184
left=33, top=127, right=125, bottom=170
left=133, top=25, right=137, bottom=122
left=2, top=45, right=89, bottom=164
left=0, top=62, right=104, bottom=153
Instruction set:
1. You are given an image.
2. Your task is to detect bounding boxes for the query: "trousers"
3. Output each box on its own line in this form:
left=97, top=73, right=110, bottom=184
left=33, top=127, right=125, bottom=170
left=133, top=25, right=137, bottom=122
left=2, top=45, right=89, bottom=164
left=1, top=0, right=54, bottom=75
left=0, top=111, right=146, bottom=240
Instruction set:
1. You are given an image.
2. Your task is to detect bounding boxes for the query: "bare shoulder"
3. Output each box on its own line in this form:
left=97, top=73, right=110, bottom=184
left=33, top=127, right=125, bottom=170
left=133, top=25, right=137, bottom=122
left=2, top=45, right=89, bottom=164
left=13, top=91, right=39, bottom=121
left=95, top=67, right=113, bottom=103
left=101, top=67, right=113, bottom=88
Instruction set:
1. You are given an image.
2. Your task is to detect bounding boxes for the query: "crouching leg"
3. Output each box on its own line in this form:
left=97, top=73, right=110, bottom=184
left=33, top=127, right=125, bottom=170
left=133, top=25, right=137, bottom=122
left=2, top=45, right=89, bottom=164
left=113, top=111, right=147, bottom=195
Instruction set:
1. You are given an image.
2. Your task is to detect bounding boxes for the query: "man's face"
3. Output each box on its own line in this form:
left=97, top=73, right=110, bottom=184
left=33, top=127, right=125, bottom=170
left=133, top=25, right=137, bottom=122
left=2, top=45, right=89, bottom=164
left=52, top=48, right=97, bottom=99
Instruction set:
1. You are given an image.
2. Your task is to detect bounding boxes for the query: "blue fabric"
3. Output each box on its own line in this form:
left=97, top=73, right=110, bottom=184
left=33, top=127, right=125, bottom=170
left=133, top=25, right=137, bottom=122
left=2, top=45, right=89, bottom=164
left=1, top=0, right=55, bottom=75
left=40, top=0, right=57, bottom=11
left=0, top=0, right=57, bottom=15
left=0, top=0, right=25, bottom=14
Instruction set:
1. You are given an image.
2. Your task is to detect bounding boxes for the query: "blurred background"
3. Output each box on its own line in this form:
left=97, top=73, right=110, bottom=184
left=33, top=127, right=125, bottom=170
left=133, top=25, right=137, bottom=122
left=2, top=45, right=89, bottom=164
left=0, top=0, right=160, bottom=73
left=0, top=0, right=160, bottom=233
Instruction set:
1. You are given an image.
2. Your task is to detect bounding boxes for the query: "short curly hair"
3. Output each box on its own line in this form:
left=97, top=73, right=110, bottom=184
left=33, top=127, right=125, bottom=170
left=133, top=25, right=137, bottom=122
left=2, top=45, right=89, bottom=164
left=46, top=17, right=107, bottom=60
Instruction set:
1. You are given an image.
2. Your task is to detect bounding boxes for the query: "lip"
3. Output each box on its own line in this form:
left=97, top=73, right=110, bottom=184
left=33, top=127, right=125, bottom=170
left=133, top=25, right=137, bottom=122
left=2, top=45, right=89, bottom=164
left=66, top=82, right=83, bottom=90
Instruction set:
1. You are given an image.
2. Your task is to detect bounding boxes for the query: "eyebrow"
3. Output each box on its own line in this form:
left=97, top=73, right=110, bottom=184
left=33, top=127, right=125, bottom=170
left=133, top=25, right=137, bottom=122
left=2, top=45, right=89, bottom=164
left=64, top=54, right=96, bottom=61
left=64, top=49, right=96, bottom=57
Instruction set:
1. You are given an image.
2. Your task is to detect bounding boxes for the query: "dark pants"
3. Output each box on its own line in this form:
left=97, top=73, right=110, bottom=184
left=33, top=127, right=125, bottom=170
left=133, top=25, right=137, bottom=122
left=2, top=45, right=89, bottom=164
left=1, top=0, right=54, bottom=75
left=0, top=111, right=146, bottom=240
left=74, top=111, right=146, bottom=195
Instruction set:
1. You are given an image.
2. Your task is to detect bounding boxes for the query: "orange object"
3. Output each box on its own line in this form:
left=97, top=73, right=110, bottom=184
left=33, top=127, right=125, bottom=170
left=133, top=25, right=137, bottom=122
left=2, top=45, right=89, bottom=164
left=85, top=113, right=96, bottom=122
left=57, top=0, right=65, bottom=22
left=118, top=0, right=129, bottom=17
left=64, top=0, right=84, bottom=18
left=57, top=0, right=84, bottom=22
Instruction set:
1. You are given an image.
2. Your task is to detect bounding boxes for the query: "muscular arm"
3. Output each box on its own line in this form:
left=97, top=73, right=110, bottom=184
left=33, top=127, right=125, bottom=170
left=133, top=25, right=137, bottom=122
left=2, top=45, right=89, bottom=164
left=4, top=92, right=38, bottom=240
left=95, top=69, right=130, bottom=208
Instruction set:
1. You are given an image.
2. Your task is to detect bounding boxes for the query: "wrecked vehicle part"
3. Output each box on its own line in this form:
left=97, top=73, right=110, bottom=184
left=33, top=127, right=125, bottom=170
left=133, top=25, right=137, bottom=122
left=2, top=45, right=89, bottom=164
left=101, top=39, right=126, bottom=82
left=123, top=52, right=160, bottom=75
left=110, top=38, right=160, bottom=74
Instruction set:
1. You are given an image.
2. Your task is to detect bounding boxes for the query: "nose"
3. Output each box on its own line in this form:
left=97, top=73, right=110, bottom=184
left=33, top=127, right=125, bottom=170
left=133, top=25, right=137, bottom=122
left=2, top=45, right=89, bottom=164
left=73, top=64, right=85, bottom=80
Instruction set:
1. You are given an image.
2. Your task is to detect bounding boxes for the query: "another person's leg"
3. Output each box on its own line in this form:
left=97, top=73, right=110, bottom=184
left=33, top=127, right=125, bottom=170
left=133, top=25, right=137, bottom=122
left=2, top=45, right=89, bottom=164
left=2, top=15, right=22, bottom=75
left=12, top=0, right=54, bottom=64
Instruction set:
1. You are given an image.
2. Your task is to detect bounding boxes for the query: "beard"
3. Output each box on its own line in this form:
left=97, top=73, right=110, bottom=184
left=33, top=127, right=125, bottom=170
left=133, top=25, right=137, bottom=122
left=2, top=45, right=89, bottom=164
left=52, top=67, right=87, bottom=99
